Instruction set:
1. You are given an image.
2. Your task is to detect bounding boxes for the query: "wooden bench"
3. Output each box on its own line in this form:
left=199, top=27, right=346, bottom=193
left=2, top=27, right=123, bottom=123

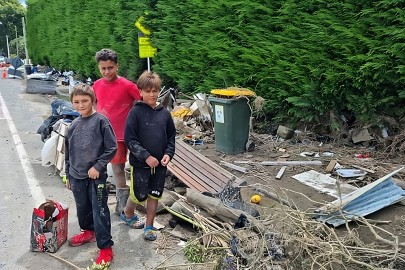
left=168, top=139, right=242, bottom=194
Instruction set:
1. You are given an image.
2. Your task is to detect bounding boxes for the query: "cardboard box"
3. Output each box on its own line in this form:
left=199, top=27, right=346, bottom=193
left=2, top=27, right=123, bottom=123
left=30, top=200, right=68, bottom=253
left=56, top=134, right=65, bottom=153
left=55, top=151, right=65, bottom=171
left=57, top=122, right=69, bottom=137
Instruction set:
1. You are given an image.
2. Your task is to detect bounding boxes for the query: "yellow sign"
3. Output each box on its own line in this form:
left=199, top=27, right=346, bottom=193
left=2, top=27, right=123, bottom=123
left=135, top=16, right=151, bottom=36
left=138, top=36, right=157, bottom=58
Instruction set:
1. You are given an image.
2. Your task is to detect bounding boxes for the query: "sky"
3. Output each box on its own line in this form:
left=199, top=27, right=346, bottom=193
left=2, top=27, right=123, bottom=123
left=19, top=0, right=26, bottom=6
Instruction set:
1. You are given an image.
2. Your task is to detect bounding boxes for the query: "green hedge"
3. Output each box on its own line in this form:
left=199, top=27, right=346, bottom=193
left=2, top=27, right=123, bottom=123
left=26, top=0, right=405, bottom=127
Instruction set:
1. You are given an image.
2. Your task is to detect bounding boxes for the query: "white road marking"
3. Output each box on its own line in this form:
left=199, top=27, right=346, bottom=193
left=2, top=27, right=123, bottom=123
left=0, top=93, right=45, bottom=205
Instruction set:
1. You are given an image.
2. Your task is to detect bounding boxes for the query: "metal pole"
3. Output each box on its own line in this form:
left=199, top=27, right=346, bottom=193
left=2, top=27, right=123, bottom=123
left=22, top=17, right=29, bottom=64
left=15, top=25, right=18, bottom=56
left=147, top=57, right=150, bottom=71
left=6, top=35, right=10, bottom=58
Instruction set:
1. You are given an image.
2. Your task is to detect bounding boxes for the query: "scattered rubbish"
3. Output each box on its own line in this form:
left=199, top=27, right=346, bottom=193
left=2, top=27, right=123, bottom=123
left=316, top=134, right=332, bottom=143
left=177, top=240, right=186, bottom=247
left=250, top=194, right=261, bottom=204
left=220, top=161, right=248, bottom=173
left=37, top=99, right=79, bottom=142
left=325, top=160, right=338, bottom=173
left=231, top=201, right=260, bottom=217
left=183, top=135, right=204, bottom=145
left=275, top=166, right=287, bottom=180
left=277, top=125, right=294, bottom=140
left=171, top=106, right=193, bottom=119
left=234, top=214, right=249, bottom=229
left=354, top=153, right=370, bottom=158
left=336, top=169, right=367, bottom=178
left=350, top=165, right=375, bottom=174
left=233, top=160, right=251, bottom=164
left=245, top=140, right=255, bottom=152
left=321, top=151, right=334, bottom=157
left=316, top=167, right=405, bottom=227
left=300, top=152, right=319, bottom=157
left=381, top=127, right=389, bottom=138
left=265, top=233, right=285, bottom=260
left=292, top=170, right=358, bottom=198
left=261, top=160, right=323, bottom=166
left=351, top=128, right=373, bottom=143
left=30, top=200, right=68, bottom=253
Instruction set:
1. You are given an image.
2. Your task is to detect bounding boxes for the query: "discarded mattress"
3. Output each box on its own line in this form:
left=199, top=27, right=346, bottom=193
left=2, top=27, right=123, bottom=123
left=315, top=167, right=405, bottom=227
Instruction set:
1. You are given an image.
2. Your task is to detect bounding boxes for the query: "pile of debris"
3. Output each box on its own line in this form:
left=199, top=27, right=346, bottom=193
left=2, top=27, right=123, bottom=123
left=148, top=131, right=405, bottom=269
left=154, top=172, right=405, bottom=270
left=166, top=92, right=215, bottom=144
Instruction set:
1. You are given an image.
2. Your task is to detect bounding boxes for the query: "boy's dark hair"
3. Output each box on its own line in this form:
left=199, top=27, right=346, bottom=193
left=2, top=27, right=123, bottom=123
left=70, top=83, right=96, bottom=103
left=137, top=71, right=161, bottom=91
left=95, top=48, right=118, bottom=63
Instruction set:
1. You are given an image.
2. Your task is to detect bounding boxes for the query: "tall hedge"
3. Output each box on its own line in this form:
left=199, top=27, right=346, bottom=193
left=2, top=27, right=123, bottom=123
left=26, top=0, right=405, bottom=127
left=26, top=0, right=147, bottom=81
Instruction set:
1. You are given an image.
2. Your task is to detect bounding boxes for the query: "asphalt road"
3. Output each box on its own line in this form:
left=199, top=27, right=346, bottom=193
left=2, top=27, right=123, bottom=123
left=0, top=77, right=185, bottom=270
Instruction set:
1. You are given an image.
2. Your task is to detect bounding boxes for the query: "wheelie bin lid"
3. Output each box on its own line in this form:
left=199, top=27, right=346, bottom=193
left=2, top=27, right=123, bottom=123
left=210, top=88, right=255, bottom=98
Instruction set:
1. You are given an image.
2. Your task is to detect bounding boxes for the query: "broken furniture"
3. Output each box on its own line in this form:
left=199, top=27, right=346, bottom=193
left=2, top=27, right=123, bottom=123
left=167, top=139, right=244, bottom=194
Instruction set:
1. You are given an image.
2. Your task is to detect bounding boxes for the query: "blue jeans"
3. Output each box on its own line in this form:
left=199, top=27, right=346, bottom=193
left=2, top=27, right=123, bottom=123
left=69, top=173, right=113, bottom=249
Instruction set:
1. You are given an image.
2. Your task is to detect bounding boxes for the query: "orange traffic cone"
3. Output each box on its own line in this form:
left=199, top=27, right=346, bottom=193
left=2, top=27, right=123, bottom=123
left=1, top=68, right=7, bottom=79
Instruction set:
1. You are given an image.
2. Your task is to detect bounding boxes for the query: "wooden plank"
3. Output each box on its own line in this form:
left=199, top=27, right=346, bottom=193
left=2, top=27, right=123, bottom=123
left=167, top=162, right=208, bottom=192
left=174, top=146, right=229, bottom=188
left=171, top=151, right=225, bottom=192
left=167, top=139, right=241, bottom=193
left=351, top=165, right=375, bottom=174
left=275, top=166, right=287, bottom=180
left=325, top=159, right=338, bottom=173
left=219, top=161, right=248, bottom=173
left=175, top=142, right=230, bottom=184
left=261, top=160, right=323, bottom=166
left=177, top=140, right=235, bottom=179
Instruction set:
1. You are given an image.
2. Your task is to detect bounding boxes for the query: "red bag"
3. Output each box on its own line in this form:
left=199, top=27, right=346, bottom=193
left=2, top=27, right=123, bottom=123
left=30, top=200, right=68, bottom=253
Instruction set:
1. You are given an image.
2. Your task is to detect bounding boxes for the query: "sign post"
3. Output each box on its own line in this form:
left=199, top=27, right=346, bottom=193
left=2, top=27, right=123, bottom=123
left=135, top=17, right=156, bottom=71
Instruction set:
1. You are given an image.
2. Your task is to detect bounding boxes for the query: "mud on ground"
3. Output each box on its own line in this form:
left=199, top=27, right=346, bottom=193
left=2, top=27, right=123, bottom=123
left=160, top=131, right=405, bottom=269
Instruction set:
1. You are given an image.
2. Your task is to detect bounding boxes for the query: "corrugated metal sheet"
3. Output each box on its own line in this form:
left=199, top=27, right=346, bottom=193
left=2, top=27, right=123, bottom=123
left=316, top=167, right=405, bottom=227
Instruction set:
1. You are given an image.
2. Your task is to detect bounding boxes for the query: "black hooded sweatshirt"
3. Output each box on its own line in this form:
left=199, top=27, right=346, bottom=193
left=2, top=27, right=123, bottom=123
left=124, top=102, right=176, bottom=168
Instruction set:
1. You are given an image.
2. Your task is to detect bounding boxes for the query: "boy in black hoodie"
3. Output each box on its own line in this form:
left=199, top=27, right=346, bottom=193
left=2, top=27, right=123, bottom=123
left=121, top=71, right=176, bottom=241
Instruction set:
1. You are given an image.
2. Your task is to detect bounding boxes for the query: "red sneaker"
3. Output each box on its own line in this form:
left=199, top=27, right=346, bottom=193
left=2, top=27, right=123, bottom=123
left=95, top=247, right=113, bottom=265
left=68, top=230, right=96, bottom=247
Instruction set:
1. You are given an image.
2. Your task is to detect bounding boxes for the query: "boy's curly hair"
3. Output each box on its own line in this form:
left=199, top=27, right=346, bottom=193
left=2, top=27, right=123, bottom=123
left=95, top=48, right=118, bottom=63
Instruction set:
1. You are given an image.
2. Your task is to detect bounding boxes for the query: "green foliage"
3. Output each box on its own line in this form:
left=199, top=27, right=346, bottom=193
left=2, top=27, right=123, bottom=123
left=24, top=0, right=405, bottom=125
left=184, top=242, right=208, bottom=263
left=0, top=0, right=25, bottom=57
left=184, top=242, right=224, bottom=264
left=26, top=0, right=146, bottom=80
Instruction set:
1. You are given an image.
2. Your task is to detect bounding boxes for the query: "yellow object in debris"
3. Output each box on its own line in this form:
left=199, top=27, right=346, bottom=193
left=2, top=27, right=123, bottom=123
left=171, top=107, right=193, bottom=119
left=250, top=194, right=261, bottom=204
left=211, top=87, right=256, bottom=97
